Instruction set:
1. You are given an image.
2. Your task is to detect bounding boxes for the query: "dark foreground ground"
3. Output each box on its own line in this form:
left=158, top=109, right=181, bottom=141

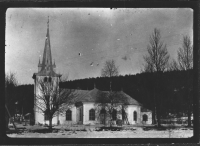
left=7, top=123, right=193, bottom=138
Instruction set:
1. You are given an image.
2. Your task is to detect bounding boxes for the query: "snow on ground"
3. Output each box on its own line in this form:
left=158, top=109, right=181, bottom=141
left=7, top=124, right=193, bottom=138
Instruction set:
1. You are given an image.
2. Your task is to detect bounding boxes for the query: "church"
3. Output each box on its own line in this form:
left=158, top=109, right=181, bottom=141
left=32, top=18, right=152, bottom=126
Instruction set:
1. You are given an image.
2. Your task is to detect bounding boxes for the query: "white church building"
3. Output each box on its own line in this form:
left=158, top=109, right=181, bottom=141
left=32, top=18, right=152, bottom=126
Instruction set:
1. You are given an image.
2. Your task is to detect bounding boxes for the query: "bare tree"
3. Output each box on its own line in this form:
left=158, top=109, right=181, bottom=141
left=170, top=35, right=193, bottom=126
left=143, top=28, right=170, bottom=127
left=35, top=78, right=77, bottom=129
left=168, top=60, right=180, bottom=71
left=143, top=28, right=170, bottom=73
left=5, top=72, right=18, bottom=130
left=101, top=59, right=119, bottom=77
left=169, top=35, right=193, bottom=71
left=95, top=91, right=129, bottom=127
left=177, top=36, right=193, bottom=70
left=100, top=60, right=122, bottom=127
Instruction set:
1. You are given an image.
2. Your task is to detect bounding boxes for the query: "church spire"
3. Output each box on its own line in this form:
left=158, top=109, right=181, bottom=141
left=33, top=16, right=61, bottom=78
left=41, top=16, right=53, bottom=69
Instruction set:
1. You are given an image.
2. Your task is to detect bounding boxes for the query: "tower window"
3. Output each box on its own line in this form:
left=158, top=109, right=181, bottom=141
left=89, top=109, right=95, bottom=121
left=66, top=109, right=72, bottom=121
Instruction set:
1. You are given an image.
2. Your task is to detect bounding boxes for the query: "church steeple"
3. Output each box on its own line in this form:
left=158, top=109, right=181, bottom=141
left=41, top=16, right=53, bottom=68
left=33, top=16, right=61, bottom=79
left=32, top=17, right=61, bottom=125
left=38, top=57, right=42, bottom=72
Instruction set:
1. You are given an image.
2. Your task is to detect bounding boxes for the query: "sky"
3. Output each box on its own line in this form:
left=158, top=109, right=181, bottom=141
left=5, top=8, right=193, bottom=85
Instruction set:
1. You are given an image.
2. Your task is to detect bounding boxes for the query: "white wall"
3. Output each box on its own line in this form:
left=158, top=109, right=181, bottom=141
left=59, top=106, right=77, bottom=125
left=35, top=111, right=44, bottom=124
left=35, top=109, right=59, bottom=125
left=34, top=76, right=59, bottom=125
left=83, top=102, right=99, bottom=125
left=41, top=106, right=78, bottom=125
left=126, top=105, right=141, bottom=125
left=141, top=112, right=152, bottom=125
left=43, top=116, right=58, bottom=125
left=34, top=76, right=44, bottom=124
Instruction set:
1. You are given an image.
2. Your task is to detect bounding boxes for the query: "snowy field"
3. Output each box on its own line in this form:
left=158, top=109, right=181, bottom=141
left=7, top=124, right=193, bottom=138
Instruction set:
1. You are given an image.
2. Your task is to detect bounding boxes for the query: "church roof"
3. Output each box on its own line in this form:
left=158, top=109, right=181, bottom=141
left=33, top=69, right=61, bottom=77
left=141, top=107, right=152, bottom=112
left=69, top=88, right=141, bottom=105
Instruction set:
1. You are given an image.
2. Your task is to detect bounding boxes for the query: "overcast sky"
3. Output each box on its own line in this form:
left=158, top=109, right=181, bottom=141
left=5, top=8, right=193, bottom=85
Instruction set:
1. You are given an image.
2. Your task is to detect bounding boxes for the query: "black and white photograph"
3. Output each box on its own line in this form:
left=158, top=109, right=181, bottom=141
left=5, top=8, right=193, bottom=138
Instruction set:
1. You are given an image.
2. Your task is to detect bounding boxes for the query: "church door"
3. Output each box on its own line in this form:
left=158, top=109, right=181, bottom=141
left=100, top=109, right=106, bottom=125
left=142, top=114, right=148, bottom=124
left=79, top=107, right=83, bottom=124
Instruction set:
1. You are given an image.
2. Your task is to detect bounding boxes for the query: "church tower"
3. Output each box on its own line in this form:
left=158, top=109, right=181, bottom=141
left=32, top=17, right=61, bottom=125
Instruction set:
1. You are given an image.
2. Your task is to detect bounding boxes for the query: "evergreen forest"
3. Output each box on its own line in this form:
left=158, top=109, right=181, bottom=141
left=13, top=69, right=193, bottom=120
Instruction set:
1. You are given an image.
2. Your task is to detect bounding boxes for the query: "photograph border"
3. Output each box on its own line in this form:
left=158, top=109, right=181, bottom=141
left=0, top=0, right=199, bottom=145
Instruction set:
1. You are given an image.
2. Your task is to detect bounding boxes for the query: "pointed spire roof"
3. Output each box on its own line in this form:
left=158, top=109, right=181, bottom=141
left=33, top=17, right=61, bottom=78
left=41, top=16, right=53, bottom=67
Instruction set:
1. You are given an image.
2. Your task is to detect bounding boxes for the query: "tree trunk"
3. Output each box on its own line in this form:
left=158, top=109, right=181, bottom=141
left=187, top=103, right=192, bottom=127
left=156, top=93, right=161, bottom=127
left=152, top=91, right=157, bottom=125
left=49, top=118, right=53, bottom=130
left=152, top=105, right=157, bottom=125
left=104, top=114, right=106, bottom=126
left=154, top=72, right=162, bottom=127
left=186, top=70, right=192, bottom=127
left=5, top=114, right=9, bottom=130
left=110, top=114, right=112, bottom=127
left=157, top=108, right=161, bottom=127
left=152, top=74, right=157, bottom=125
left=188, top=111, right=191, bottom=127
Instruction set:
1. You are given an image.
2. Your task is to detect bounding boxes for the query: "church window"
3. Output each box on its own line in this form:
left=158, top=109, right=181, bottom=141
left=112, top=109, right=117, bottom=120
left=44, top=77, right=47, bottom=82
left=143, top=114, right=148, bottom=122
left=122, top=108, right=126, bottom=121
left=133, top=111, right=137, bottom=121
left=79, top=107, right=82, bottom=121
left=89, top=109, right=95, bottom=121
left=44, top=113, right=49, bottom=121
left=66, top=109, right=72, bottom=121
left=49, top=77, right=52, bottom=82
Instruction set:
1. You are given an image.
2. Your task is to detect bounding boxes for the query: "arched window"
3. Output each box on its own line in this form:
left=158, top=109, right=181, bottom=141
left=100, top=108, right=106, bottom=114
left=89, top=109, right=95, bottom=121
left=143, top=114, right=148, bottom=122
left=112, top=109, right=117, bottom=120
left=44, top=110, right=49, bottom=120
left=79, top=108, right=82, bottom=121
left=66, top=109, right=72, bottom=121
left=133, top=111, right=137, bottom=121
left=49, top=77, right=52, bottom=82
left=44, top=113, right=49, bottom=121
left=122, top=108, right=126, bottom=121
left=44, top=77, right=47, bottom=82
